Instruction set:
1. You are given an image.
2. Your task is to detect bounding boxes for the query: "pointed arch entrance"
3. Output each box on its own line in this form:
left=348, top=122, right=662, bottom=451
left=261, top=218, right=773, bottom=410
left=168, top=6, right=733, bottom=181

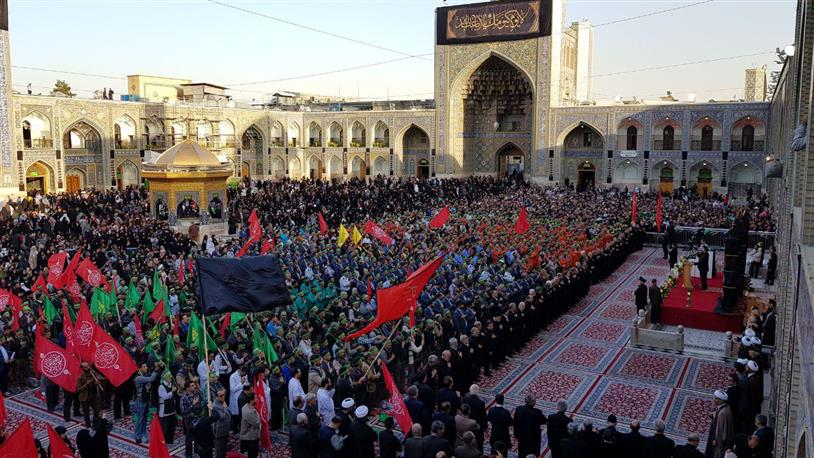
left=577, top=161, right=596, bottom=191
left=26, top=161, right=54, bottom=193
left=456, top=53, right=533, bottom=174
left=496, top=143, right=524, bottom=178
left=116, top=161, right=139, bottom=190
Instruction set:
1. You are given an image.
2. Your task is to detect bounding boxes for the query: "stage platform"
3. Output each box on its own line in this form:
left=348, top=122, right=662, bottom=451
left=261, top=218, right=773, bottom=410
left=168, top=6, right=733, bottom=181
left=661, top=274, right=743, bottom=333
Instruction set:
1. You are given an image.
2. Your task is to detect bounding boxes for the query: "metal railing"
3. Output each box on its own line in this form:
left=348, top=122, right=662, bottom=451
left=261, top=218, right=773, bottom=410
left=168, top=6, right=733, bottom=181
left=645, top=226, right=775, bottom=249
left=690, top=139, right=722, bottom=151
left=24, top=138, right=53, bottom=149
left=730, top=140, right=765, bottom=151
left=653, top=140, right=681, bottom=151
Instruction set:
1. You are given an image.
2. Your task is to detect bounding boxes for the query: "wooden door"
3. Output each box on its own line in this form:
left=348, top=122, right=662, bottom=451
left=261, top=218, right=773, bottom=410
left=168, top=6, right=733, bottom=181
left=66, top=175, right=80, bottom=193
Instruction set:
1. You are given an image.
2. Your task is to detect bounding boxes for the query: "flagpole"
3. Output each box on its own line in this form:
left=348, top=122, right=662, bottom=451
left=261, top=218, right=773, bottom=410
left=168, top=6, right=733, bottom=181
left=195, top=257, right=212, bottom=416
left=361, top=322, right=399, bottom=381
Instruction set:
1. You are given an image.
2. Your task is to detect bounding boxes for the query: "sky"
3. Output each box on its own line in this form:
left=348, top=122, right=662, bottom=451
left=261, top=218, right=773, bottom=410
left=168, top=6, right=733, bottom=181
left=7, top=0, right=796, bottom=103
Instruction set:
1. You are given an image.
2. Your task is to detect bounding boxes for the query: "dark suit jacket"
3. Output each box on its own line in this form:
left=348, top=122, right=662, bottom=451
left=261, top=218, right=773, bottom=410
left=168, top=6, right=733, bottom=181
left=673, top=443, right=704, bottom=458
left=486, top=406, right=512, bottom=445
left=645, top=433, right=675, bottom=458
left=635, top=284, right=648, bottom=309
left=622, top=430, right=646, bottom=455
left=755, top=426, right=774, bottom=455
left=462, top=394, right=487, bottom=431
left=546, top=411, right=572, bottom=451
left=405, top=397, right=431, bottom=431
left=378, top=429, right=402, bottom=458
left=560, top=437, right=589, bottom=458
left=421, top=434, right=453, bottom=458
left=454, top=443, right=483, bottom=458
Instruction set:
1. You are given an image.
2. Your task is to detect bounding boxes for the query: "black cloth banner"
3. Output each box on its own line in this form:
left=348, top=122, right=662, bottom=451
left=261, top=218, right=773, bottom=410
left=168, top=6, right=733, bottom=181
left=197, top=255, right=292, bottom=314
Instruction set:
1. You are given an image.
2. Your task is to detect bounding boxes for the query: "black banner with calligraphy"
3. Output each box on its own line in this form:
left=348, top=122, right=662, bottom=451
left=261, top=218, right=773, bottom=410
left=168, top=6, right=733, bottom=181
left=436, top=0, right=551, bottom=45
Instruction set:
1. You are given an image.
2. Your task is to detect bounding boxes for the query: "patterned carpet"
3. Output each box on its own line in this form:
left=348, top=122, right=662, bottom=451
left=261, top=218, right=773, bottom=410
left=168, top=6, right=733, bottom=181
left=7, top=248, right=734, bottom=457
left=477, top=248, right=735, bottom=456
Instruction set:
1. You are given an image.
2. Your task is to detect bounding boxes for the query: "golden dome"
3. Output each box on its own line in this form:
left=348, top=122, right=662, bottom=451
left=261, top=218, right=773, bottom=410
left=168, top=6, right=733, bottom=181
left=154, top=139, right=222, bottom=168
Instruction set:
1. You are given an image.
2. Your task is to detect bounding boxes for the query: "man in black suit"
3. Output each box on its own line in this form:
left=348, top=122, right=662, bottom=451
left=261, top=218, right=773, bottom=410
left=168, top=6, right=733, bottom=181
left=546, top=400, right=572, bottom=458
left=754, top=414, right=774, bottom=456
left=405, top=386, right=431, bottom=434
left=378, top=417, right=402, bottom=458
left=645, top=420, right=675, bottom=458
left=673, top=433, right=704, bottom=458
left=697, top=246, right=710, bottom=290
left=635, top=277, right=649, bottom=315
left=513, top=394, right=547, bottom=458
left=669, top=244, right=679, bottom=268
left=649, top=279, right=663, bottom=326
left=486, top=394, right=512, bottom=450
left=421, top=421, right=453, bottom=458
left=462, top=384, right=487, bottom=448
left=560, top=422, right=588, bottom=458
left=621, top=419, right=646, bottom=455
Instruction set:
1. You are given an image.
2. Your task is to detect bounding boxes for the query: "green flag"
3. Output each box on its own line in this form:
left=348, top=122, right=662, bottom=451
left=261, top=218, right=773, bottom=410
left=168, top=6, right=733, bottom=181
left=90, top=288, right=106, bottom=316
left=66, top=302, right=77, bottom=323
left=252, top=324, right=278, bottom=363
left=43, top=297, right=57, bottom=325
left=164, top=337, right=176, bottom=366
left=125, top=279, right=140, bottom=311
left=229, top=312, right=246, bottom=333
left=143, top=290, right=155, bottom=314
left=188, top=313, right=217, bottom=360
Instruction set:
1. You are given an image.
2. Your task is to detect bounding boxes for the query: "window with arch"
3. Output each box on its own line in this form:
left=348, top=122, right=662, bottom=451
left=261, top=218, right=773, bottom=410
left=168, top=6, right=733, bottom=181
left=22, top=112, right=52, bottom=149
left=626, top=126, right=637, bottom=150
left=662, top=126, right=675, bottom=150
left=271, top=122, right=284, bottom=147
left=374, top=122, right=389, bottom=147
left=741, top=125, right=755, bottom=151
left=308, top=123, right=322, bottom=147
left=701, top=125, right=714, bottom=150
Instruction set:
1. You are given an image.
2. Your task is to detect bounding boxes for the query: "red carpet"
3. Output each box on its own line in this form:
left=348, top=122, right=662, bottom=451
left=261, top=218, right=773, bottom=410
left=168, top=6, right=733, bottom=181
left=660, top=274, right=743, bottom=333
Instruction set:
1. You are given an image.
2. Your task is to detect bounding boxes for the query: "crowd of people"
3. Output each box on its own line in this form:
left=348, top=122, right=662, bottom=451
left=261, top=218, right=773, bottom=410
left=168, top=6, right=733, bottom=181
left=0, top=176, right=775, bottom=457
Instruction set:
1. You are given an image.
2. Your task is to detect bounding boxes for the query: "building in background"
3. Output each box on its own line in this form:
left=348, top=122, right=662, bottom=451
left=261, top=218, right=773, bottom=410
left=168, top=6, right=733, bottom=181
left=0, top=0, right=770, bottom=202
left=127, top=75, right=192, bottom=103
left=744, top=66, right=768, bottom=102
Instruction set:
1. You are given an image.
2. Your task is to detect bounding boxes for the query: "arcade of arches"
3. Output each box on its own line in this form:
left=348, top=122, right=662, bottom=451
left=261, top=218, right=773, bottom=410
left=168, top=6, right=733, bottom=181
left=402, top=125, right=430, bottom=178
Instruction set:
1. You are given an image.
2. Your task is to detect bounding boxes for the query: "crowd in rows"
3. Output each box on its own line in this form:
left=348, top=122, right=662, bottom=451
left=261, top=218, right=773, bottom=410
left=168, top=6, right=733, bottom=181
left=0, top=176, right=775, bottom=458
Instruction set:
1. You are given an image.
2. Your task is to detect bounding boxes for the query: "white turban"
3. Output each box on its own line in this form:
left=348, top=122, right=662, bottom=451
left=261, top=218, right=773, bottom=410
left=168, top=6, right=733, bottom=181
left=714, top=390, right=728, bottom=401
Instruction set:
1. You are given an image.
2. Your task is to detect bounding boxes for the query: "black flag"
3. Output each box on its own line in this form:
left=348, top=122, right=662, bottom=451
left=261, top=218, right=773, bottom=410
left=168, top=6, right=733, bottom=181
left=197, top=255, right=292, bottom=314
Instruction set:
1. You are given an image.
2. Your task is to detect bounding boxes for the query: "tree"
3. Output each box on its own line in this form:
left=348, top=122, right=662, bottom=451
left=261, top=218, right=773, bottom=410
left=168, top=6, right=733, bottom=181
left=51, top=80, right=75, bottom=98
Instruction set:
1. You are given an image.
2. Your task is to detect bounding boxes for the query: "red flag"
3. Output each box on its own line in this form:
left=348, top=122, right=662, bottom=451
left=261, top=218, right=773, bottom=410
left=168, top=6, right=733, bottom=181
left=63, top=269, right=82, bottom=301
left=0, top=419, right=36, bottom=456
left=149, top=299, right=166, bottom=326
left=73, top=300, right=97, bottom=363
left=0, top=288, right=22, bottom=313
left=58, top=249, right=82, bottom=285
left=346, top=255, right=444, bottom=341
left=35, top=331, right=81, bottom=392
left=514, top=207, right=530, bottom=235
left=655, top=192, right=663, bottom=233
left=260, top=238, right=272, bottom=255
left=132, top=313, right=145, bottom=345
left=0, top=391, right=6, bottom=425
left=47, top=424, right=76, bottom=458
left=380, top=361, right=412, bottom=434
left=318, top=212, right=328, bottom=235
left=32, top=274, right=48, bottom=294
left=254, top=378, right=272, bottom=451
left=47, top=252, right=68, bottom=289
left=148, top=415, right=172, bottom=458
left=631, top=191, right=638, bottom=225
left=219, top=313, right=231, bottom=339
left=248, top=209, right=262, bottom=242
left=235, top=239, right=254, bottom=258
left=76, top=258, right=108, bottom=289
left=178, top=262, right=185, bottom=285
left=364, top=221, right=394, bottom=245
left=367, top=279, right=373, bottom=298
left=429, top=206, right=450, bottom=228
left=90, top=324, right=138, bottom=387
left=63, top=305, right=76, bottom=357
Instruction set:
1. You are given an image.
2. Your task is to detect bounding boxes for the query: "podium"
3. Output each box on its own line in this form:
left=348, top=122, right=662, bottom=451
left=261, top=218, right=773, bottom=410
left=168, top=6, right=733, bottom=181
left=683, top=262, right=694, bottom=290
